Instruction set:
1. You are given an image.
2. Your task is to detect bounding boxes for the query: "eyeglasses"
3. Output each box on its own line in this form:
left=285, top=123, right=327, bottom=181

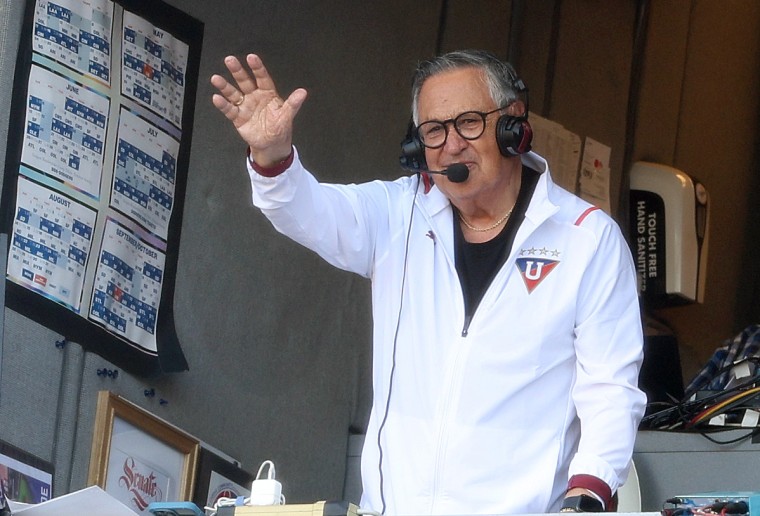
left=416, top=107, right=504, bottom=149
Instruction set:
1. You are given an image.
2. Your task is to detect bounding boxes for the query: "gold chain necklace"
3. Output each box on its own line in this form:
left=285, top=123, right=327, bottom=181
left=457, top=206, right=514, bottom=232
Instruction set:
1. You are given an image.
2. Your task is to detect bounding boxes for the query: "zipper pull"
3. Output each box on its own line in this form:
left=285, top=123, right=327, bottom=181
left=461, top=315, right=472, bottom=337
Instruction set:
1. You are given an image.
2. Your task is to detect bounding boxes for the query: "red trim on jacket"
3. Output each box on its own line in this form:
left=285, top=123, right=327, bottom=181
left=574, top=206, right=600, bottom=226
left=421, top=172, right=433, bottom=194
left=247, top=147, right=295, bottom=177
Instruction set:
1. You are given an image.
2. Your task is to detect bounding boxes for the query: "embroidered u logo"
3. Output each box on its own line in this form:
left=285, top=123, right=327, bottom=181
left=524, top=261, right=544, bottom=281
left=515, top=257, right=560, bottom=294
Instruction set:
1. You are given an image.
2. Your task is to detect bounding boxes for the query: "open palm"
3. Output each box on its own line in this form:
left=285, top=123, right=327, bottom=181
left=211, top=54, right=307, bottom=167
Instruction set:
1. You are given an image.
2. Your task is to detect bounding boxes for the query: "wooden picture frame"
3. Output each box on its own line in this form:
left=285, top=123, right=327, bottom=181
left=88, top=391, right=199, bottom=513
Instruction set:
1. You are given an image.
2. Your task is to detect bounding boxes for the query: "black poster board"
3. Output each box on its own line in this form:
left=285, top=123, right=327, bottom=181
left=1, top=0, right=203, bottom=376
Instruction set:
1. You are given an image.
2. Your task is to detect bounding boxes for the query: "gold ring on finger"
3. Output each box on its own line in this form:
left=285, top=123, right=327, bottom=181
left=233, top=94, right=245, bottom=107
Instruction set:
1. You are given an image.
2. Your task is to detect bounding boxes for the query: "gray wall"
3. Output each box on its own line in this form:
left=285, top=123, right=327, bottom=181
left=3, top=0, right=759, bottom=508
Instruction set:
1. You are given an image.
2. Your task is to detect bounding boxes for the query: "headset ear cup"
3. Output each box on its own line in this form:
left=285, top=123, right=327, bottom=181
left=496, top=115, right=533, bottom=157
left=399, top=121, right=427, bottom=171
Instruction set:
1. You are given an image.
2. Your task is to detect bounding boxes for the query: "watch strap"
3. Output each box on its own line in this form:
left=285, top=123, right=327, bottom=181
left=567, top=475, right=612, bottom=509
left=560, top=494, right=605, bottom=513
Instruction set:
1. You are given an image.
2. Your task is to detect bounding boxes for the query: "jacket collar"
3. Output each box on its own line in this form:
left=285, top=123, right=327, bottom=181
left=417, top=151, right=561, bottom=224
left=521, top=151, right=561, bottom=226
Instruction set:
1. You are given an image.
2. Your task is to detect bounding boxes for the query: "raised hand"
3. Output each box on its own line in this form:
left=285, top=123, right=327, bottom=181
left=211, top=54, right=307, bottom=167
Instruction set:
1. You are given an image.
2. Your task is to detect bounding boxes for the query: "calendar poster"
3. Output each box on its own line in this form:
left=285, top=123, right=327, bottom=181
left=90, top=217, right=165, bottom=352
left=32, top=0, right=114, bottom=84
left=121, top=11, right=188, bottom=129
left=22, top=64, right=109, bottom=198
left=111, top=108, right=178, bottom=239
left=6, top=176, right=97, bottom=311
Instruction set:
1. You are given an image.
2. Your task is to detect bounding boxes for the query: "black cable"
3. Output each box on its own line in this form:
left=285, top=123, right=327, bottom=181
left=377, top=178, right=421, bottom=514
left=697, top=427, right=760, bottom=446
left=379, top=4, right=448, bottom=501
left=688, top=388, right=760, bottom=427
left=641, top=363, right=760, bottom=429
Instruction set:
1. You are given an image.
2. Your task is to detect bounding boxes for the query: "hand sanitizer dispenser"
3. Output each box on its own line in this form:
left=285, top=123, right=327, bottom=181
left=629, top=161, right=709, bottom=306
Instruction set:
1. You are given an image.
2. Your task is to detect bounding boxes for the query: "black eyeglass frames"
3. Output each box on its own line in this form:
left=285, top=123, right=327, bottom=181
left=416, top=107, right=505, bottom=149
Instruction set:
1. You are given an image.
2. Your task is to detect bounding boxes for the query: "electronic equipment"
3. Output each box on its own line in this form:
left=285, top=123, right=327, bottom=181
left=398, top=119, right=427, bottom=171
left=663, top=492, right=760, bottom=516
left=629, top=161, right=709, bottom=307
left=495, top=106, right=533, bottom=158
left=216, top=500, right=359, bottom=516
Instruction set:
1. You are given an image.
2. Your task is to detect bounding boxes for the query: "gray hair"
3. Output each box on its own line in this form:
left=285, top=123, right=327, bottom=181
left=411, top=50, right=523, bottom=124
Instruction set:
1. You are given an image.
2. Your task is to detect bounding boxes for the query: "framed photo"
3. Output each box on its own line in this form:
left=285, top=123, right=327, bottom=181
left=88, top=391, right=199, bottom=514
left=192, top=447, right=252, bottom=509
left=0, top=440, right=54, bottom=504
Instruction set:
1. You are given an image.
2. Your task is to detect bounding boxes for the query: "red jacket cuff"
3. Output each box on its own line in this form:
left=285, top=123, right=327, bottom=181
left=246, top=147, right=294, bottom=177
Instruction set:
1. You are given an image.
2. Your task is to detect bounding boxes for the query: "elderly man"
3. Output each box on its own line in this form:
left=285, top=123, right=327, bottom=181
left=211, top=49, right=645, bottom=515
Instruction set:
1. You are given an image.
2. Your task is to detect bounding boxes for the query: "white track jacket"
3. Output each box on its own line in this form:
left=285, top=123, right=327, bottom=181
left=249, top=149, right=646, bottom=515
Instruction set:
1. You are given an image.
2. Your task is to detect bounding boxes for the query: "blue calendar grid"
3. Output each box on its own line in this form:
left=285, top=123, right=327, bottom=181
left=92, top=250, right=159, bottom=335
left=14, top=206, right=93, bottom=269
left=26, top=94, right=106, bottom=173
left=124, top=29, right=185, bottom=90
left=34, top=1, right=112, bottom=81
left=111, top=135, right=176, bottom=236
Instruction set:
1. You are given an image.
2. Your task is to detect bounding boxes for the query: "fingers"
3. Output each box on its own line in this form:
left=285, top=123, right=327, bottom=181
left=210, top=54, right=308, bottom=133
left=246, top=54, right=276, bottom=93
left=210, top=73, right=245, bottom=107
left=217, top=54, right=275, bottom=97
left=211, top=93, right=239, bottom=122
left=211, top=54, right=275, bottom=107
left=281, top=88, right=308, bottom=118
left=228, top=55, right=260, bottom=95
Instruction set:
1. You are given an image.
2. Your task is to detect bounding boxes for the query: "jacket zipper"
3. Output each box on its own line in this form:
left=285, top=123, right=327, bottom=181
left=431, top=332, right=468, bottom=511
left=461, top=314, right=472, bottom=337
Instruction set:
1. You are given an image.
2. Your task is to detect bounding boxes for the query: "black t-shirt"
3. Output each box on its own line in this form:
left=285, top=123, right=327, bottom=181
left=454, top=166, right=540, bottom=319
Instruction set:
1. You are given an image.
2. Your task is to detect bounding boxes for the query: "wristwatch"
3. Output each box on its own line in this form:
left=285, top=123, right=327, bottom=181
left=560, top=494, right=605, bottom=512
